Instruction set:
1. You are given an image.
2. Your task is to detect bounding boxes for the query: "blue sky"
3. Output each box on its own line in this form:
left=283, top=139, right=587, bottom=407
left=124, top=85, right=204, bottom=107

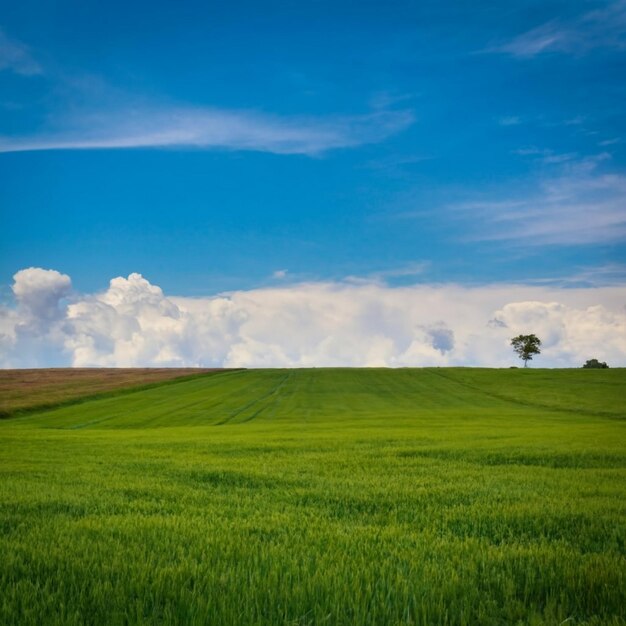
left=1, top=0, right=625, bottom=296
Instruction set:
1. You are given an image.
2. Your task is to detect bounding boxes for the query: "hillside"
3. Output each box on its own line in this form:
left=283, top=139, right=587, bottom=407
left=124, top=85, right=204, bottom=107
left=1, top=368, right=624, bottom=625
left=6, top=367, right=625, bottom=429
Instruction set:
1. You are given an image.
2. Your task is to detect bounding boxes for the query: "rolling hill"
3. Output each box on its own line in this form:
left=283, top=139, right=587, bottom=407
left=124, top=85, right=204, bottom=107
left=1, top=368, right=624, bottom=625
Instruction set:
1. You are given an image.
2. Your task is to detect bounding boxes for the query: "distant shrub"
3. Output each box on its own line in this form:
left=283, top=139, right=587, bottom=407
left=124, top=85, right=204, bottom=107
left=583, top=359, right=609, bottom=369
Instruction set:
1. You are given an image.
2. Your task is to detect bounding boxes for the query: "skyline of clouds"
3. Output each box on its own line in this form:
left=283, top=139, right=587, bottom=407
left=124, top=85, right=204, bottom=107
left=2, top=268, right=625, bottom=369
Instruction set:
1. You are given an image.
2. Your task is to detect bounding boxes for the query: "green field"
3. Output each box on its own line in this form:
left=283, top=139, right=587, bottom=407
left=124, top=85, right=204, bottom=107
left=1, top=368, right=625, bottom=625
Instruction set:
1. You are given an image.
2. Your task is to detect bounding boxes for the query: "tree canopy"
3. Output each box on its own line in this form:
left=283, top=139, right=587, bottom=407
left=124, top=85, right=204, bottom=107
left=510, top=334, right=541, bottom=367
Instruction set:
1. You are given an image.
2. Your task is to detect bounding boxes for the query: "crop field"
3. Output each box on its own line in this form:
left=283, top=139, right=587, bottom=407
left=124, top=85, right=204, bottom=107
left=1, top=368, right=625, bottom=625
left=0, top=368, right=229, bottom=417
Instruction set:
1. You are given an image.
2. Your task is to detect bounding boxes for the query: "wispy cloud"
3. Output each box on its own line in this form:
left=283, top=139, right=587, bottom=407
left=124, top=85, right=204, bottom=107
left=498, top=116, right=522, bottom=126
left=513, top=147, right=551, bottom=157
left=488, top=0, right=626, bottom=58
left=520, top=263, right=626, bottom=288
left=369, top=261, right=431, bottom=281
left=345, top=261, right=431, bottom=285
left=369, top=91, right=416, bottom=110
left=513, top=147, right=578, bottom=165
left=453, top=156, right=626, bottom=246
left=0, top=28, right=42, bottom=75
left=0, top=104, right=414, bottom=155
left=599, top=138, right=622, bottom=147
left=541, top=152, right=578, bottom=165
left=493, top=22, right=568, bottom=58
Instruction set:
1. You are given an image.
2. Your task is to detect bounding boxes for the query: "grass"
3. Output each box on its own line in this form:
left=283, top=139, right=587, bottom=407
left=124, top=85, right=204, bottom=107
left=0, top=368, right=625, bottom=625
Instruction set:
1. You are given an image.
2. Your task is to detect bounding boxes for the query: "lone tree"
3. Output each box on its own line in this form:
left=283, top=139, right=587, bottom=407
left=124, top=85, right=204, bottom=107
left=510, top=334, right=541, bottom=367
left=583, top=358, right=609, bottom=369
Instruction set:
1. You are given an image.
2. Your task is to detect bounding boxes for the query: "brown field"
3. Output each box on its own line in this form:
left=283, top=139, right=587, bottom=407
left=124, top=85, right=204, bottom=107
left=0, top=368, right=232, bottom=416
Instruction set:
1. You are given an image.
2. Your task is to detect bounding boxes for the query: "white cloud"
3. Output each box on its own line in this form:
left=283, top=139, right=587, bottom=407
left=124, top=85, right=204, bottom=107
left=513, top=147, right=551, bottom=157
left=513, top=147, right=578, bottom=165
left=540, top=153, right=578, bottom=165
left=498, top=116, right=522, bottom=126
left=495, top=21, right=572, bottom=58
left=1, top=268, right=625, bottom=368
left=345, top=262, right=431, bottom=285
left=372, top=262, right=431, bottom=281
left=451, top=156, right=626, bottom=246
left=12, top=268, right=71, bottom=321
left=491, top=1, right=626, bottom=58
left=490, top=301, right=626, bottom=367
left=599, top=138, right=621, bottom=147
left=0, top=268, right=72, bottom=367
left=519, top=263, right=626, bottom=288
left=272, top=269, right=288, bottom=279
left=0, top=105, right=414, bottom=156
left=0, top=28, right=41, bottom=76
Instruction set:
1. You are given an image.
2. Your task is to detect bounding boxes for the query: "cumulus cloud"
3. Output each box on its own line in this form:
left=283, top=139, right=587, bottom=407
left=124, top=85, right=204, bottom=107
left=490, top=301, right=626, bottom=367
left=1, top=268, right=625, bottom=368
left=0, top=268, right=72, bottom=367
left=12, top=267, right=72, bottom=320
